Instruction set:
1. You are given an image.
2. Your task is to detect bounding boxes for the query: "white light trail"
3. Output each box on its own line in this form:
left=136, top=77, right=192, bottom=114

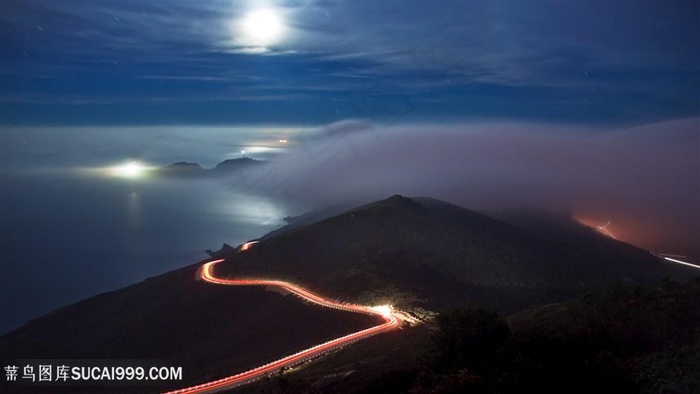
left=370, top=305, right=392, bottom=317
left=663, top=256, right=700, bottom=270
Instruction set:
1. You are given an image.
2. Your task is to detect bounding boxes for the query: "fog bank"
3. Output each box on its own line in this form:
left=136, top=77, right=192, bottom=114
left=254, top=118, right=699, bottom=258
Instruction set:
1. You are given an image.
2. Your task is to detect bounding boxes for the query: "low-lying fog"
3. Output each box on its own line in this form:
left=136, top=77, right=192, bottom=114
left=1, top=118, right=697, bottom=333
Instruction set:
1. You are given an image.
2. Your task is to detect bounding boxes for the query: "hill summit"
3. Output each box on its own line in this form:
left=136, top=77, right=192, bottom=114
left=218, top=195, right=667, bottom=313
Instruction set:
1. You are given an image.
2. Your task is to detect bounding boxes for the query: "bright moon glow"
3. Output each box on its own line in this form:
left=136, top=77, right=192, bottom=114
left=241, top=9, right=285, bottom=47
left=110, top=161, right=148, bottom=179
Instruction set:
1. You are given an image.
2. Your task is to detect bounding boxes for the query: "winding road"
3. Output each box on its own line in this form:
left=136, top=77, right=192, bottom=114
left=163, top=241, right=400, bottom=394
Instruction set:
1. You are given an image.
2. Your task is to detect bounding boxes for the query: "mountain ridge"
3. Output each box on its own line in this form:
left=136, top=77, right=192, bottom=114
left=217, top=195, right=668, bottom=313
left=156, top=157, right=266, bottom=178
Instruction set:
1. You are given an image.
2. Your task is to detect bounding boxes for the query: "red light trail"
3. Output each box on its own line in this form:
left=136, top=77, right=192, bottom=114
left=163, top=241, right=400, bottom=394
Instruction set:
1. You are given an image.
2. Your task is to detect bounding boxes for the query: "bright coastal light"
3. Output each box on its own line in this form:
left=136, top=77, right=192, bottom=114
left=110, top=161, right=148, bottom=179
left=371, top=305, right=393, bottom=317
left=240, top=9, right=285, bottom=47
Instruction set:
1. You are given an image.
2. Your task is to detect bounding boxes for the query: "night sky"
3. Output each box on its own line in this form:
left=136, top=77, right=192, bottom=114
left=1, top=1, right=699, bottom=260
left=1, top=0, right=698, bottom=125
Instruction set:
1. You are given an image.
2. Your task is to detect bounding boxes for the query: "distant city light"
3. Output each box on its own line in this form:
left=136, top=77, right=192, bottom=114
left=227, top=146, right=283, bottom=157
left=596, top=220, right=617, bottom=239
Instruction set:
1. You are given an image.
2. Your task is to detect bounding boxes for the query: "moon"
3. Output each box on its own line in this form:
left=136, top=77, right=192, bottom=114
left=240, top=9, right=285, bottom=47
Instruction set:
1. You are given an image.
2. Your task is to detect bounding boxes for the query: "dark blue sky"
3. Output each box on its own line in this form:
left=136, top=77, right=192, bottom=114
left=1, top=0, right=698, bottom=125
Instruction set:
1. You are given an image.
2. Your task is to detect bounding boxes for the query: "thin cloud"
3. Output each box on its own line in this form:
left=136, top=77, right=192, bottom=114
left=6, top=0, right=697, bottom=88
left=2, top=1, right=697, bottom=124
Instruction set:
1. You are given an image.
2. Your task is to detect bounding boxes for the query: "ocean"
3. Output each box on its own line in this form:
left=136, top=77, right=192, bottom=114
left=0, top=127, right=287, bottom=334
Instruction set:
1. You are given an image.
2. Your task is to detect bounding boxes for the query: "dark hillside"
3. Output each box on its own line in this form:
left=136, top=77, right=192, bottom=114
left=0, top=195, right=679, bottom=393
left=219, top=195, right=667, bottom=313
left=412, top=278, right=700, bottom=393
left=242, top=279, right=700, bottom=394
left=491, top=207, right=699, bottom=281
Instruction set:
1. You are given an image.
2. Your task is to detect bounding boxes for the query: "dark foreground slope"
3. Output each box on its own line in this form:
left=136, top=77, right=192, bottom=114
left=254, top=279, right=699, bottom=394
left=414, top=278, right=700, bottom=393
left=0, top=262, right=378, bottom=393
left=218, top=195, right=668, bottom=313
left=501, top=279, right=700, bottom=393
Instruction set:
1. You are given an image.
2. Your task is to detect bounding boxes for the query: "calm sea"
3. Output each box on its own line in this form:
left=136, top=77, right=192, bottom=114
left=0, top=127, right=287, bottom=334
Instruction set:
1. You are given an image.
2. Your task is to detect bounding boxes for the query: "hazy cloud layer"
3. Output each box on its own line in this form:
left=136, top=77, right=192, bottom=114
left=253, top=118, right=699, bottom=257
